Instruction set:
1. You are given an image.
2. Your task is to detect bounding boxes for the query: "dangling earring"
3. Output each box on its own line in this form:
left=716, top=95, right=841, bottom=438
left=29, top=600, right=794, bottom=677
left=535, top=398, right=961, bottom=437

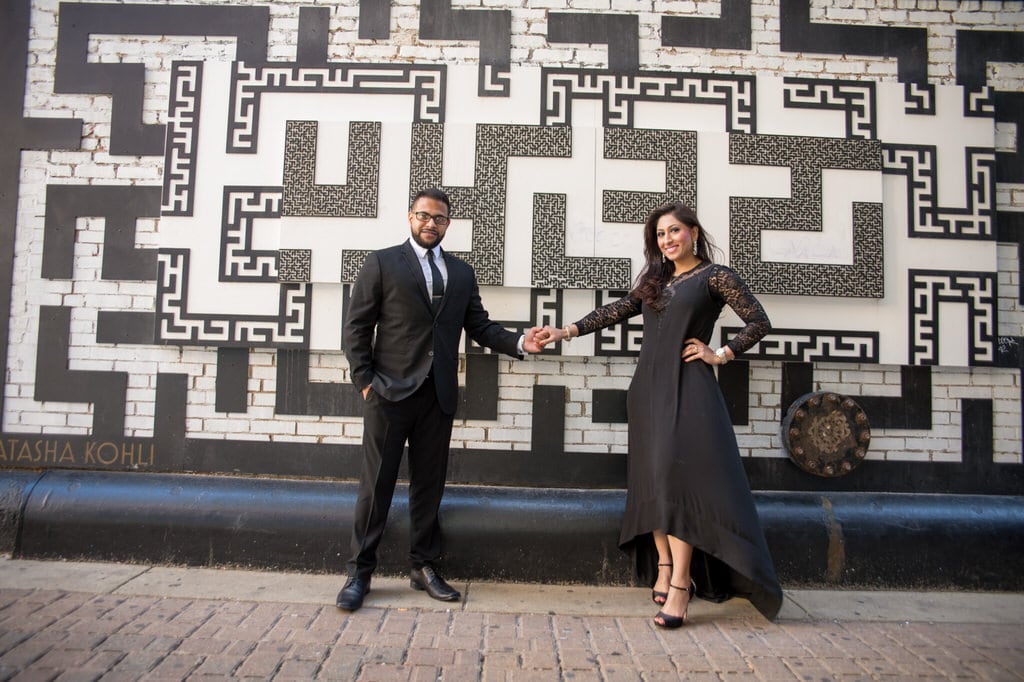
left=692, top=238, right=698, bottom=256
left=662, top=253, right=666, bottom=263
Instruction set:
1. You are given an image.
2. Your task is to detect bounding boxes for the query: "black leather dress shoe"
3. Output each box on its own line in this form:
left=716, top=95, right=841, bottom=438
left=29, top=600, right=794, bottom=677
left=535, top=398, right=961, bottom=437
left=409, top=566, right=461, bottom=602
left=336, top=576, right=370, bottom=611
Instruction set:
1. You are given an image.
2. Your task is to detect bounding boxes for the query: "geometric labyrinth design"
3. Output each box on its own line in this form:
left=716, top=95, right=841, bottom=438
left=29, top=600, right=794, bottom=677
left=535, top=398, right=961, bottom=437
left=162, top=61, right=203, bottom=217
left=964, top=86, right=996, bottom=119
left=902, top=82, right=935, bottom=116
left=157, top=249, right=309, bottom=347
left=278, top=249, right=312, bottom=283
left=228, top=62, right=446, bottom=152
left=530, top=287, right=563, bottom=340
left=407, top=123, right=574, bottom=286
left=729, top=134, right=885, bottom=297
left=532, top=193, right=632, bottom=289
left=601, top=127, right=698, bottom=224
left=282, top=120, right=380, bottom=218
left=731, top=327, right=880, bottom=363
left=341, top=250, right=373, bottom=284
left=883, top=145, right=997, bottom=239
left=221, top=187, right=281, bottom=282
left=541, top=68, right=756, bottom=132
left=909, top=270, right=997, bottom=366
left=783, top=77, right=876, bottom=140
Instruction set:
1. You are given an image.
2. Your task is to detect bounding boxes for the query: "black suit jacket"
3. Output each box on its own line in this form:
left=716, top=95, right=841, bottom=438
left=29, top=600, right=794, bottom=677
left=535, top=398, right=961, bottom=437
left=343, top=241, right=522, bottom=415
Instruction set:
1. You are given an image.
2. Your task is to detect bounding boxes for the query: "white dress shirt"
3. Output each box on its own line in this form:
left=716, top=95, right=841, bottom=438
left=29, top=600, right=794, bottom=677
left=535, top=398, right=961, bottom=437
left=408, top=239, right=447, bottom=293
left=406, top=238, right=526, bottom=355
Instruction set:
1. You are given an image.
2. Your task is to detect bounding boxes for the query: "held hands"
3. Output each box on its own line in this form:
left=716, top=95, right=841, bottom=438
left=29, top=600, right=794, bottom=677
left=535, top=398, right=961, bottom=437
left=523, top=327, right=545, bottom=354
left=535, top=325, right=569, bottom=348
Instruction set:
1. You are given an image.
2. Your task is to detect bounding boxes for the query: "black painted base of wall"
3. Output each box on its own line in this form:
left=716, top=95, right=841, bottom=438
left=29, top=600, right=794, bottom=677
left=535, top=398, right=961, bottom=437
left=1, top=470, right=1022, bottom=591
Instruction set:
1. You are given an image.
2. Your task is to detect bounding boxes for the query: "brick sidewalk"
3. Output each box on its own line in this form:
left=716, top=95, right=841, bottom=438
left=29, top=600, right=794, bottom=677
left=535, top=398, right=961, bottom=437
left=1, top=587, right=1022, bottom=680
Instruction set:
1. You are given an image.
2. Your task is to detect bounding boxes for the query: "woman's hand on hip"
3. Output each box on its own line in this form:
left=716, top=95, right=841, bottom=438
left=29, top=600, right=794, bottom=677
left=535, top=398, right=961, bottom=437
left=682, top=338, right=711, bottom=364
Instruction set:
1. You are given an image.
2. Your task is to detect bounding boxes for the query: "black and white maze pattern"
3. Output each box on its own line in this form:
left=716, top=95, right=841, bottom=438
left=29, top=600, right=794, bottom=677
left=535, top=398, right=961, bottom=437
left=162, top=61, right=202, bottom=217
left=727, top=134, right=884, bottom=299
left=228, top=62, right=444, bottom=153
left=39, top=0, right=1024, bottom=179
left=0, top=0, right=1022, bottom=491
left=24, top=7, right=1021, bottom=357
left=540, top=69, right=755, bottom=131
left=883, top=146, right=996, bottom=239
left=729, top=328, right=880, bottom=364
left=282, top=120, right=380, bottom=218
left=909, top=271, right=998, bottom=367
left=359, top=122, right=579, bottom=287
left=221, top=187, right=281, bottom=282
left=157, top=250, right=310, bottom=348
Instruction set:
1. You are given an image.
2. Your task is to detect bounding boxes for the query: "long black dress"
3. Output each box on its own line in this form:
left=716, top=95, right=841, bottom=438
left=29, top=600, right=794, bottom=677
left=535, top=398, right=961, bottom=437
left=574, top=262, right=783, bottom=621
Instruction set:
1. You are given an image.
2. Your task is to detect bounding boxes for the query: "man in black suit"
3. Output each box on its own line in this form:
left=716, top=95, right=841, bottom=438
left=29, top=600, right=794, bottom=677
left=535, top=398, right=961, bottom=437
left=337, top=187, right=542, bottom=611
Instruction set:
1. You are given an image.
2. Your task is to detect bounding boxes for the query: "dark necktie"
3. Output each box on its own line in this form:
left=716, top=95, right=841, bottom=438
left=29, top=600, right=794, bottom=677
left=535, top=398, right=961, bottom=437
left=427, top=249, right=444, bottom=310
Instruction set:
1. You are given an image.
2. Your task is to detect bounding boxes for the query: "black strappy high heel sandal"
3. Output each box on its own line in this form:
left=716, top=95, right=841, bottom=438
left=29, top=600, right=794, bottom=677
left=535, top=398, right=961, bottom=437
left=651, top=563, right=672, bottom=605
left=654, top=581, right=695, bottom=629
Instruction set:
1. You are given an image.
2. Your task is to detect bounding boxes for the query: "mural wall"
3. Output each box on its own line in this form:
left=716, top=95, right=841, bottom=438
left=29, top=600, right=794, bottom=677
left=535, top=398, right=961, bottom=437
left=1, top=0, right=1022, bottom=496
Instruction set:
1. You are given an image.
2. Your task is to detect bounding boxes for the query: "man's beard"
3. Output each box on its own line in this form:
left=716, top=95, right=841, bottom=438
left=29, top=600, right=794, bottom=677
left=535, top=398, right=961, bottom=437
left=412, top=231, right=443, bottom=249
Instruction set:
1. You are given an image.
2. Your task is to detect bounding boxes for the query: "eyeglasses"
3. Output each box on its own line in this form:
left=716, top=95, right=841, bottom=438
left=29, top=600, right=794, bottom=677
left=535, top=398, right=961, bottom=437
left=413, top=211, right=450, bottom=226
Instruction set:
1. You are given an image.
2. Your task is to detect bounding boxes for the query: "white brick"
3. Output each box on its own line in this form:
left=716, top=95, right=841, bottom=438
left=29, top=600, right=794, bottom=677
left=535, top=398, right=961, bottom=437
left=584, top=375, right=629, bottom=390
left=607, top=362, right=636, bottom=377
left=452, top=427, right=486, bottom=441
left=556, top=374, right=589, bottom=389
left=485, top=428, right=524, bottom=442
left=564, top=401, right=584, bottom=417
left=473, top=441, right=511, bottom=451
left=115, top=166, right=160, bottom=180
left=250, top=366, right=276, bottom=381
left=498, top=386, right=533, bottom=402
left=19, top=412, right=68, bottom=427
left=993, top=450, right=1022, bottom=464
left=868, top=436, right=907, bottom=450
left=504, top=401, right=533, bottom=416
left=888, top=449, right=932, bottom=462
left=949, top=386, right=999, bottom=399
left=200, top=419, right=260, bottom=434
left=275, top=432, right=313, bottom=444
left=499, top=373, right=538, bottom=388
left=66, top=413, right=94, bottom=430
left=826, top=8, right=868, bottom=21
left=992, top=426, right=1018, bottom=442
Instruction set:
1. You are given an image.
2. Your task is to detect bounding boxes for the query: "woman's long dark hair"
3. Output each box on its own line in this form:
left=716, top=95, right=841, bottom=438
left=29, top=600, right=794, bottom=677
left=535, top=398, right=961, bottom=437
left=631, top=202, right=717, bottom=309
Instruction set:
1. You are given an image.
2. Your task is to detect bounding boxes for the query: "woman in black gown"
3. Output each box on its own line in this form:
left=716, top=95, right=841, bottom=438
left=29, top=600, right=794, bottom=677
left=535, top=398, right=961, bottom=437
left=539, top=202, right=782, bottom=626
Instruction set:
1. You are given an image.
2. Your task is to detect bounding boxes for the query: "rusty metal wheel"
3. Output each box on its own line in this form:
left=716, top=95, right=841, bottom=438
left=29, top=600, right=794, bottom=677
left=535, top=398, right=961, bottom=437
left=782, top=391, right=870, bottom=477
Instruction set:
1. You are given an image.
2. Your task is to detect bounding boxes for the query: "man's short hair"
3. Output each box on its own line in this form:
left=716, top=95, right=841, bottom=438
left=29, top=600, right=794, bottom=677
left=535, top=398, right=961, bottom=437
left=410, top=187, right=451, bottom=213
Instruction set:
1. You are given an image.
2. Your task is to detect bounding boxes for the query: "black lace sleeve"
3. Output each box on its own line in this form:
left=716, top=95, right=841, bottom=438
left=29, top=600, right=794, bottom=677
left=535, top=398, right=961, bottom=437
left=573, top=295, right=642, bottom=337
left=708, top=265, right=771, bottom=355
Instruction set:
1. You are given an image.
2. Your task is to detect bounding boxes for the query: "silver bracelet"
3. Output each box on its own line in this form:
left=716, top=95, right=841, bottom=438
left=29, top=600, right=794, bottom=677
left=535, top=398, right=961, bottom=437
left=714, top=347, right=730, bottom=364
left=563, top=326, right=573, bottom=342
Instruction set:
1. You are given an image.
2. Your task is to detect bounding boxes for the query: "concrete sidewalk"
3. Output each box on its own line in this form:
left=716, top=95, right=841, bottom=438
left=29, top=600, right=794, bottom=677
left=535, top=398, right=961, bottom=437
left=0, top=558, right=1021, bottom=680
